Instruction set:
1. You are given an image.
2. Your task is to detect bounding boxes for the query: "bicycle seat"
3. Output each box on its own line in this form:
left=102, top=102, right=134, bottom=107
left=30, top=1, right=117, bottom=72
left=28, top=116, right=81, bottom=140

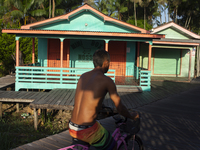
left=72, top=138, right=90, bottom=146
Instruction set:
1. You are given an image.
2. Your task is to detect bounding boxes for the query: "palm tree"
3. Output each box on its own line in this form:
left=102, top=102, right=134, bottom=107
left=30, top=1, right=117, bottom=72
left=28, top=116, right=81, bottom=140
left=139, top=0, right=152, bottom=29
left=4, top=0, right=46, bottom=25
left=130, top=0, right=140, bottom=26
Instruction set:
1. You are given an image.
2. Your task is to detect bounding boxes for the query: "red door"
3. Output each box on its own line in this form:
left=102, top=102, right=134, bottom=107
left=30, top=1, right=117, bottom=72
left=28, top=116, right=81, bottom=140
left=48, top=39, right=70, bottom=68
left=108, top=41, right=126, bottom=76
left=48, top=39, right=60, bottom=67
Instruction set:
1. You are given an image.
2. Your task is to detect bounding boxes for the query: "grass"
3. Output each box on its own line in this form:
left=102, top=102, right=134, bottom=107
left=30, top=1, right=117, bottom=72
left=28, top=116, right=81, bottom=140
left=0, top=109, right=69, bottom=150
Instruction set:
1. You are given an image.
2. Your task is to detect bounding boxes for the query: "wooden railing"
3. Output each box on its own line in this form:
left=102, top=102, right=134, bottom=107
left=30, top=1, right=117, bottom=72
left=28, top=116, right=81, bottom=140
left=15, top=66, right=115, bottom=91
left=134, top=66, right=151, bottom=91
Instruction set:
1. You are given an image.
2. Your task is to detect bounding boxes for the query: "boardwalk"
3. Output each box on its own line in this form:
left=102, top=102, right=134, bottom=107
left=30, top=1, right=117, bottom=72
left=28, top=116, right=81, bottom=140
left=12, top=84, right=200, bottom=150
left=0, top=74, right=15, bottom=90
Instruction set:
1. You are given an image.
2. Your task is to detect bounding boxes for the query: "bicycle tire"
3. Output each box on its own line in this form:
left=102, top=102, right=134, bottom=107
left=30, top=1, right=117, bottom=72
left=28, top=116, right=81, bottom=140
left=118, top=135, right=144, bottom=150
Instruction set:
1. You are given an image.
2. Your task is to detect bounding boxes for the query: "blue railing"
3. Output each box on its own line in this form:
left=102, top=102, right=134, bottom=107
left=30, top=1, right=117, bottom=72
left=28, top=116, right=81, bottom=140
left=134, top=66, right=151, bottom=91
left=15, top=66, right=115, bottom=91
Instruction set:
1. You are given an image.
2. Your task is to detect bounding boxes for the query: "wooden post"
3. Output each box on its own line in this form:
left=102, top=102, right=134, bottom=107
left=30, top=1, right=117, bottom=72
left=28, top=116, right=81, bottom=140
left=105, top=40, right=109, bottom=51
left=60, top=38, right=64, bottom=68
left=0, top=102, right=2, bottom=118
left=137, top=42, right=140, bottom=67
left=67, top=43, right=70, bottom=68
left=148, top=44, right=152, bottom=71
left=34, top=108, right=38, bottom=130
left=197, top=46, right=199, bottom=77
left=42, top=109, right=47, bottom=124
left=32, top=38, right=35, bottom=64
left=16, top=103, right=19, bottom=112
left=60, top=41, right=63, bottom=67
left=16, top=39, right=19, bottom=66
left=188, top=49, right=192, bottom=81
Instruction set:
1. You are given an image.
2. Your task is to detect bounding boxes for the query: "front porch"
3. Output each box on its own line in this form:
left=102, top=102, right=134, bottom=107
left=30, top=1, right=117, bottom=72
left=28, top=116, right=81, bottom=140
left=15, top=65, right=151, bottom=92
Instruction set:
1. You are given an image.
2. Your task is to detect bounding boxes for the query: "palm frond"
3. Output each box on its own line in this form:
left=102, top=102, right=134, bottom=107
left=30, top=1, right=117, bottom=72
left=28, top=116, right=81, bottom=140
left=55, top=9, right=65, bottom=16
left=11, top=10, right=23, bottom=19
left=31, top=9, right=46, bottom=17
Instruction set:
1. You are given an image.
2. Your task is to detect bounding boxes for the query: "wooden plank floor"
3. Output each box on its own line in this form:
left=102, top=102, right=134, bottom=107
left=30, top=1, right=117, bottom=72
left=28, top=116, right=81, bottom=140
left=13, top=84, right=200, bottom=150
left=0, top=91, right=48, bottom=103
left=136, top=86, right=200, bottom=150
left=12, top=86, right=200, bottom=150
left=30, top=89, right=75, bottom=110
left=0, top=75, right=15, bottom=89
left=12, top=117, right=116, bottom=150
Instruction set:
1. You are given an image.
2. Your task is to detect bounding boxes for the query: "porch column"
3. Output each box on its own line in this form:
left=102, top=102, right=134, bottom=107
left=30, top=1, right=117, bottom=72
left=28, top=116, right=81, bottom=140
left=67, top=44, right=70, bottom=68
left=16, top=37, right=20, bottom=66
left=32, top=38, right=35, bottom=63
left=60, top=38, right=65, bottom=68
left=105, top=40, right=109, bottom=51
left=197, top=46, right=199, bottom=77
left=188, top=49, right=192, bottom=81
left=137, top=42, right=140, bottom=67
left=148, top=43, right=152, bottom=71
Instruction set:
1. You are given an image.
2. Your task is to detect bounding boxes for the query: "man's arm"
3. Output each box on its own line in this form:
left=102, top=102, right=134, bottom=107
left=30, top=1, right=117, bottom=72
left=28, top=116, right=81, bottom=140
left=106, top=78, right=139, bottom=120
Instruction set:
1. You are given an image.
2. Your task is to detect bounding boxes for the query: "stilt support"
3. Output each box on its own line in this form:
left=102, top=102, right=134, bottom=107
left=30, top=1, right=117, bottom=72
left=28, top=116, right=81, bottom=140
left=0, top=102, right=2, bottom=118
left=16, top=103, right=19, bottom=112
left=34, top=108, right=38, bottom=130
left=42, top=109, right=47, bottom=124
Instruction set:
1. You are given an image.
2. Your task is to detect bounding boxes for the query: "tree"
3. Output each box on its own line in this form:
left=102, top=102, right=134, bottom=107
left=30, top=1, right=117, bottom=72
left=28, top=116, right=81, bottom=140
left=139, top=0, right=152, bottom=29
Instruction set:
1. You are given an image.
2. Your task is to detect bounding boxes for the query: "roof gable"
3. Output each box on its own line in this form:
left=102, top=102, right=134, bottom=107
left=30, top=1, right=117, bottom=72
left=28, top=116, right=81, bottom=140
left=35, top=11, right=137, bottom=33
left=151, top=22, right=200, bottom=39
left=21, top=4, right=147, bottom=33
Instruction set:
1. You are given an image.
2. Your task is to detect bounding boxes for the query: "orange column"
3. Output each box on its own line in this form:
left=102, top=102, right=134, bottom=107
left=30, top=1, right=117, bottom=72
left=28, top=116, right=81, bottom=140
left=105, top=40, right=109, bottom=51
left=32, top=38, right=35, bottom=63
left=137, top=42, right=140, bottom=67
left=16, top=39, right=19, bottom=66
left=60, top=40, right=64, bottom=68
left=148, top=43, right=152, bottom=71
left=67, top=44, right=70, bottom=68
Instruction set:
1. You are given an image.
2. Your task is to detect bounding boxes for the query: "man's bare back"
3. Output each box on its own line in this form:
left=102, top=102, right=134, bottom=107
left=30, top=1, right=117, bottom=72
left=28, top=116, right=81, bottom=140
left=71, top=68, right=113, bottom=126
left=69, top=49, right=138, bottom=150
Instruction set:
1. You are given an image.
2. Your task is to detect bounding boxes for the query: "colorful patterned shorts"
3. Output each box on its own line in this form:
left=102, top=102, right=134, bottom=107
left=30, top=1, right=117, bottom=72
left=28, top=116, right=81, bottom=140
left=69, top=121, right=116, bottom=150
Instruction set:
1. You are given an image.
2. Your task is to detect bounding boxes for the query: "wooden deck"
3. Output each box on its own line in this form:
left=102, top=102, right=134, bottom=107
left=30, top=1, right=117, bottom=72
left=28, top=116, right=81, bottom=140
left=0, top=74, right=15, bottom=90
left=12, top=84, right=200, bottom=150
left=12, top=117, right=116, bottom=150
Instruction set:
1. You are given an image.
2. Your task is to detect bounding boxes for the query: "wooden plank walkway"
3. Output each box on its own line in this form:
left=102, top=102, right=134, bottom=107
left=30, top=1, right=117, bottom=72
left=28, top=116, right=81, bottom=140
left=13, top=84, right=200, bottom=150
left=12, top=117, right=116, bottom=150
left=0, top=74, right=15, bottom=90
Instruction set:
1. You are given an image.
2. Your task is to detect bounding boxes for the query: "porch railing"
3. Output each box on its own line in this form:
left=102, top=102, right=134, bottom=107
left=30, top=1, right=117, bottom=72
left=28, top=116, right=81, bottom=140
left=15, top=66, right=115, bottom=91
left=134, top=66, right=151, bottom=91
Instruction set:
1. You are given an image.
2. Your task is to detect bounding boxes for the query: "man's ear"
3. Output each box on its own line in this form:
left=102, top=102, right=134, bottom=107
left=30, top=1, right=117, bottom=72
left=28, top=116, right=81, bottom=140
left=102, top=60, right=109, bottom=67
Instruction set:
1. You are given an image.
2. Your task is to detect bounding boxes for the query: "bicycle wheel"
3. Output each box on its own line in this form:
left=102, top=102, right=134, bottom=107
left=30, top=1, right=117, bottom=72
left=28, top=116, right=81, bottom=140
left=118, top=135, right=144, bottom=150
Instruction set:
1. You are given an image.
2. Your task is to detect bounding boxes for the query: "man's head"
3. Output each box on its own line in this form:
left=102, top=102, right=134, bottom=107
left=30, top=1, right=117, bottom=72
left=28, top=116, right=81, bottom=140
left=93, top=49, right=110, bottom=73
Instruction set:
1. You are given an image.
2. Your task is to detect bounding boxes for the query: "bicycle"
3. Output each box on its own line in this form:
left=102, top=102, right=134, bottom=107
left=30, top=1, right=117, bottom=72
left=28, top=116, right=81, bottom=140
left=58, top=112, right=144, bottom=150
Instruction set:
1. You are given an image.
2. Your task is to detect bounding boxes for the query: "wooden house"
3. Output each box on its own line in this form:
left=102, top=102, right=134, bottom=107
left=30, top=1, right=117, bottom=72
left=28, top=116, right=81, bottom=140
left=2, top=4, right=165, bottom=92
left=139, top=22, right=200, bottom=80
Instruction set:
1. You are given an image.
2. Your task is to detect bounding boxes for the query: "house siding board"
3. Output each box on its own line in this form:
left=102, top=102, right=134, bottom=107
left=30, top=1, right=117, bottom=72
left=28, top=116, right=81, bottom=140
left=38, top=38, right=48, bottom=67
left=157, top=28, right=190, bottom=39
left=35, top=11, right=138, bottom=33
left=126, top=41, right=136, bottom=76
left=153, top=48, right=181, bottom=75
left=181, top=49, right=195, bottom=77
left=69, top=39, right=104, bottom=68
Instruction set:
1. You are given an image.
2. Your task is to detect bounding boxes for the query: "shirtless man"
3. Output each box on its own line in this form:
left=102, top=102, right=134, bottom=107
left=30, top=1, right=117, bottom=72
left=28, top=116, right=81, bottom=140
left=69, top=49, right=139, bottom=150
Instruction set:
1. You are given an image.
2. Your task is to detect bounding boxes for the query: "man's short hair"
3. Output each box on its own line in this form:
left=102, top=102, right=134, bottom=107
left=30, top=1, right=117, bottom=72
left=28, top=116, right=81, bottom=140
left=93, top=49, right=110, bottom=68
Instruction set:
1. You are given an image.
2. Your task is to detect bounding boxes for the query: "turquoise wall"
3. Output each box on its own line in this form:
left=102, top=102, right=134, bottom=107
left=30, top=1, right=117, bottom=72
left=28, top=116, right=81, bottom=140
left=157, top=28, right=190, bottom=39
left=70, top=39, right=104, bottom=68
left=35, top=11, right=138, bottom=33
left=126, top=41, right=136, bottom=76
left=38, top=38, right=48, bottom=67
